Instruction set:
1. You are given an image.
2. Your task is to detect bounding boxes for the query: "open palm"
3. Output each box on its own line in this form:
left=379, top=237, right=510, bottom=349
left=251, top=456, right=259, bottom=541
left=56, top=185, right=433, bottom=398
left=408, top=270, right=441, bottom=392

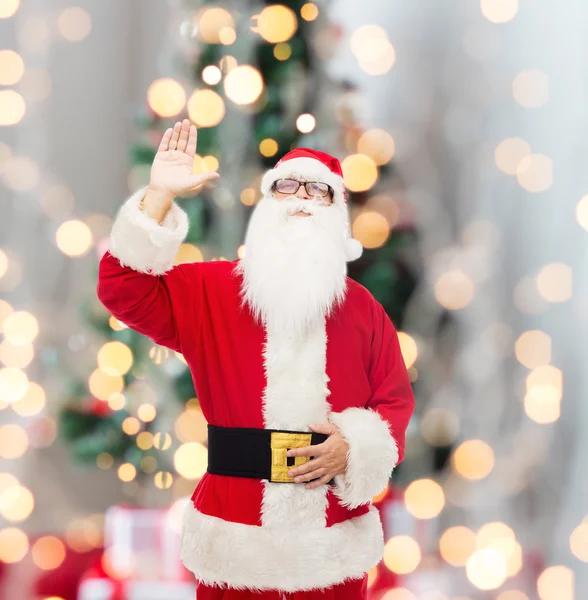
left=150, top=119, right=218, bottom=196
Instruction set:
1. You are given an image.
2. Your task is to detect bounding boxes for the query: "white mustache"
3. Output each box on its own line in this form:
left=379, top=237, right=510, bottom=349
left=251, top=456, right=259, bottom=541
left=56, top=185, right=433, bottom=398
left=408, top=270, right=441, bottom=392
left=278, top=196, right=329, bottom=216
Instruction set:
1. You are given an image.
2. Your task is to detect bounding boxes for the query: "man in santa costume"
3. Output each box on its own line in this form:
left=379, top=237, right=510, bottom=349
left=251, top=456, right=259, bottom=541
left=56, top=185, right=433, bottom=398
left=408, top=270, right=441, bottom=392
left=98, top=119, right=415, bottom=599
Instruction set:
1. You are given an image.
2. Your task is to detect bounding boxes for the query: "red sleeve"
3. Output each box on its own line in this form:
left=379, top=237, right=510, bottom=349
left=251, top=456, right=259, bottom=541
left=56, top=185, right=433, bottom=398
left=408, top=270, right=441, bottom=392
left=97, top=251, right=201, bottom=354
left=366, top=300, right=415, bottom=466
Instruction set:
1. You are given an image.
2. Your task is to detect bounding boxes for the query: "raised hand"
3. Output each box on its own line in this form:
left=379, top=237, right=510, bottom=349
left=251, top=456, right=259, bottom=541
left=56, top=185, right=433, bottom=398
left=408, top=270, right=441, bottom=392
left=142, top=119, right=219, bottom=223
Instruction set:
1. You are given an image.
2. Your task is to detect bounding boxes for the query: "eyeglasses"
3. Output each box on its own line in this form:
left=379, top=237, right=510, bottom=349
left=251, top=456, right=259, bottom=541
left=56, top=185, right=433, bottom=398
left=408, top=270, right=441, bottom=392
left=273, top=178, right=332, bottom=198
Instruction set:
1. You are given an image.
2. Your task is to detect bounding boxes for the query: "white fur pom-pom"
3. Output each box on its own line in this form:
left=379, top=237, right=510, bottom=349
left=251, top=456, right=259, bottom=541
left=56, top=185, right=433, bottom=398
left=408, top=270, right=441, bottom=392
left=345, top=237, right=363, bottom=262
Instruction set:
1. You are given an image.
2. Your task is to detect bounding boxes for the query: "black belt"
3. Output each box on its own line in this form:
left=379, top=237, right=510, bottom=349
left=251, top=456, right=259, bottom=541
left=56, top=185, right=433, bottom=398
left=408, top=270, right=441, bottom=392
left=207, top=424, right=335, bottom=485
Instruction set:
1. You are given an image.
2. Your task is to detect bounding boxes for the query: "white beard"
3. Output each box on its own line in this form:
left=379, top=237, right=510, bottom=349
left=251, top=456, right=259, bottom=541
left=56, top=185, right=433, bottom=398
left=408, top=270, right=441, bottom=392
left=236, top=194, right=350, bottom=334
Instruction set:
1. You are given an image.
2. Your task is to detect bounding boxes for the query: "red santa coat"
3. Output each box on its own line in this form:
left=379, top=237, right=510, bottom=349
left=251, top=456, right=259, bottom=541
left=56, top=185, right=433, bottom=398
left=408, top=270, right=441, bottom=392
left=97, top=189, right=415, bottom=593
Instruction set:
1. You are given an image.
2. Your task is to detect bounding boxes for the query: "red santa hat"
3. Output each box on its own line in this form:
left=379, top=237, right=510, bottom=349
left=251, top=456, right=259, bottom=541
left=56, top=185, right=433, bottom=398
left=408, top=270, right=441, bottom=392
left=260, top=148, right=363, bottom=261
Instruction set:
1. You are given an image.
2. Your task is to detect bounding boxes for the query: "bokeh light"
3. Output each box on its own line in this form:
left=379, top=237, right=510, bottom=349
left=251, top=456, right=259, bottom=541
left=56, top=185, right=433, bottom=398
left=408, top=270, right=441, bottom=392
left=32, top=536, right=66, bottom=570
left=480, top=0, right=519, bottom=23
left=122, top=417, right=141, bottom=436
left=300, top=3, right=319, bottom=21
left=153, top=432, right=172, bottom=450
left=515, top=330, right=551, bottom=368
left=224, top=65, right=264, bottom=105
left=137, top=403, right=156, bottom=423
left=466, top=548, right=507, bottom=590
left=56, top=220, right=93, bottom=257
left=495, top=137, right=531, bottom=175
left=11, top=381, right=46, bottom=416
left=202, top=65, right=222, bottom=85
left=198, top=8, right=235, bottom=44
left=0, top=50, right=24, bottom=85
left=58, top=7, right=92, bottom=42
left=117, top=463, right=137, bottom=483
left=397, top=332, right=418, bottom=368
left=513, top=69, right=549, bottom=108
left=537, top=565, right=574, bottom=600
left=88, top=368, right=124, bottom=401
left=0, top=0, right=19, bottom=18
left=274, top=43, right=292, bottom=61
left=341, top=154, right=378, bottom=192
left=536, top=263, right=572, bottom=303
left=383, top=536, right=421, bottom=574
left=0, top=484, right=34, bottom=521
left=175, top=406, right=208, bottom=443
left=147, top=78, right=186, bottom=117
left=154, top=471, right=174, bottom=489
left=98, top=341, right=133, bottom=376
left=452, top=440, right=495, bottom=480
left=439, top=526, right=476, bottom=566
left=174, top=442, right=208, bottom=479
left=174, top=243, right=204, bottom=265
left=352, top=211, right=390, bottom=249
left=255, top=5, right=298, bottom=43
left=0, top=90, right=26, bottom=125
left=0, top=424, right=29, bottom=458
left=187, top=89, right=225, bottom=127
left=259, top=138, right=279, bottom=157
left=576, top=194, right=588, bottom=231
left=524, top=385, right=561, bottom=424
left=434, top=270, right=475, bottom=310
left=569, top=522, right=588, bottom=562
left=358, top=130, right=395, bottom=165
left=351, top=25, right=396, bottom=74
left=0, top=528, right=28, bottom=563
left=516, top=154, right=553, bottom=192
left=296, top=113, right=316, bottom=133
left=0, top=366, right=28, bottom=403
left=404, top=479, right=445, bottom=519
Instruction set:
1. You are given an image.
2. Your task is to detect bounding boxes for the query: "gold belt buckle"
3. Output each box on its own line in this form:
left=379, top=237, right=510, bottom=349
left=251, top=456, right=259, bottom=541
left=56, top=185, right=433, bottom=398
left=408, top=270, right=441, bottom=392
left=270, top=431, right=312, bottom=483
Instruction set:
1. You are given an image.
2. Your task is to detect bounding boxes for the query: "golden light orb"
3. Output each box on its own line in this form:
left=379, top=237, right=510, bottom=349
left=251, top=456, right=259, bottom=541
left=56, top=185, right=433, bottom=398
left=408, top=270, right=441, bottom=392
left=524, top=386, right=561, bottom=424
left=147, top=78, right=186, bottom=118
left=3, top=311, right=38, bottom=346
left=0, top=528, right=28, bottom=563
left=515, top=330, right=551, bottom=368
left=58, top=7, right=92, bottom=42
left=466, top=548, right=507, bottom=590
left=0, top=366, right=28, bottom=403
left=576, top=194, right=588, bottom=231
left=382, top=536, right=421, bottom=574
left=439, top=526, right=476, bottom=566
left=0, top=484, right=34, bottom=521
left=537, top=565, right=574, bottom=600
left=202, top=65, right=222, bottom=85
left=188, top=89, right=225, bottom=127
left=121, top=417, right=141, bottom=436
left=88, top=369, right=124, bottom=401
left=11, top=381, right=45, bottom=416
left=0, top=90, right=26, bottom=125
left=352, top=211, right=390, bottom=249
left=452, top=439, right=495, bottom=480
left=56, top=220, right=93, bottom=257
left=174, top=442, right=208, bottom=479
left=358, top=130, right=395, bottom=165
left=224, top=65, right=264, bottom=105
left=0, top=0, right=20, bottom=19
left=274, top=43, right=292, bottom=61
left=137, top=403, right=156, bottom=423
left=97, top=341, right=133, bottom=376
left=32, top=536, right=66, bottom=570
left=434, top=270, right=475, bottom=310
left=259, top=139, right=279, bottom=157
left=341, top=154, right=378, bottom=192
left=570, top=522, right=588, bottom=563
left=198, top=8, right=235, bottom=44
left=397, top=332, right=418, bottom=368
left=117, top=463, right=137, bottom=483
left=0, top=50, right=24, bottom=85
left=255, top=5, right=298, bottom=43
left=480, top=0, right=519, bottom=23
left=174, top=243, right=204, bottom=265
left=404, top=479, right=445, bottom=519
left=300, top=3, right=319, bottom=21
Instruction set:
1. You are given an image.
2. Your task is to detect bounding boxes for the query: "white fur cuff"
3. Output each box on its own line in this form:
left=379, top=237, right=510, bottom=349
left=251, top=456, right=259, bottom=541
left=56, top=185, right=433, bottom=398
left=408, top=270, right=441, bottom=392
left=109, top=187, right=189, bottom=275
left=329, top=407, right=399, bottom=509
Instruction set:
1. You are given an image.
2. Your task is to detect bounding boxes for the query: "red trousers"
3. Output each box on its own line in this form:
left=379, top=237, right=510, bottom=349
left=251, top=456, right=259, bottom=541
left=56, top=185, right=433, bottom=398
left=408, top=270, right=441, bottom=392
left=196, top=575, right=368, bottom=599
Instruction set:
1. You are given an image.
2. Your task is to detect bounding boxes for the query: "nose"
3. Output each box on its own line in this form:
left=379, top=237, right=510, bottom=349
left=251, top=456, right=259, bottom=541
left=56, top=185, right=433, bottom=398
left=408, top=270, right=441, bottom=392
left=296, top=184, right=311, bottom=200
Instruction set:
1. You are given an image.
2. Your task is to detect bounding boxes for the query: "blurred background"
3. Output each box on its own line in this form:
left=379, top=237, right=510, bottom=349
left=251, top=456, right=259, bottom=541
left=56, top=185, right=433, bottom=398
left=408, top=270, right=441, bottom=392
left=1, top=0, right=587, bottom=598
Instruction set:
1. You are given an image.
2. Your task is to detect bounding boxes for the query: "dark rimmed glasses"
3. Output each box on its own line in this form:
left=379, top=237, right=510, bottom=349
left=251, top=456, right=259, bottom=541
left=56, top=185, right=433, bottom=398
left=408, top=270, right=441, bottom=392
left=273, top=178, right=333, bottom=198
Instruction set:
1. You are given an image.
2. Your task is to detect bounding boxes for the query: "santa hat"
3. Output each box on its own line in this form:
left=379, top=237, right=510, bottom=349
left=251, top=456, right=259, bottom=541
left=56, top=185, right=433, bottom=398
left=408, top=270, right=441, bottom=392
left=260, top=148, right=363, bottom=262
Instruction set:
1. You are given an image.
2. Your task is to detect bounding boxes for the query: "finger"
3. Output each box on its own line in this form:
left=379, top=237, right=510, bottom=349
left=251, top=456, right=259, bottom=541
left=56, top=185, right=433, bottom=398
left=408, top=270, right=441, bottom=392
left=169, top=121, right=182, bottom=150
left=187, top=172, right=220, bottom=189
left=287, top=444, right=325, bottom=459
left=186, top=124, right=198, bottom=157
left=289, top=458, right=325, bottom=479
left=306, top=474, right=333, bottom=490
left=157, top=128, right=173, bottom=153
left=177, top=119, right=191, bottom=153
left=309, top=423, right=337, bottom=435
left=295, top=468, right=326, bottom=483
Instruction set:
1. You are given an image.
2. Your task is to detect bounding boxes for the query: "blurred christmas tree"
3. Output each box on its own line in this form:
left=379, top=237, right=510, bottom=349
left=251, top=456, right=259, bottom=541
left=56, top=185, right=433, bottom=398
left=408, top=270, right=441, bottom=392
left=58, top=0, right=430, bottom=485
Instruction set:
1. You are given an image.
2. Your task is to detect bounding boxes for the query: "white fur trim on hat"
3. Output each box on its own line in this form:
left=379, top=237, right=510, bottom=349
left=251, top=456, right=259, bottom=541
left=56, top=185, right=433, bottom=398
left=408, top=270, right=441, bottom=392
left=345, top=237, right=363, bottom=262
left=261, top=157, right=346, bottom=206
